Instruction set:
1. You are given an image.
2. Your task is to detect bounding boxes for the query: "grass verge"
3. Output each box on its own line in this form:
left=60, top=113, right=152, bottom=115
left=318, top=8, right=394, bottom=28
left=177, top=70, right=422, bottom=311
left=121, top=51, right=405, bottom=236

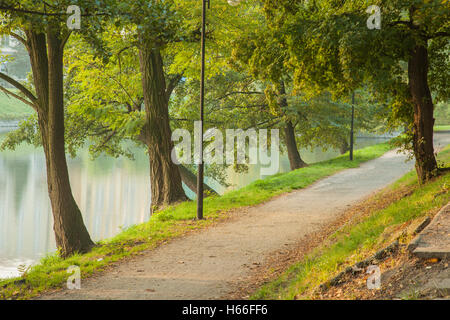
left=434, top=125, right=450, bottom=132
left=252, top=146, right=450, bottom=300
left=0, top=142, right=392, bottom=299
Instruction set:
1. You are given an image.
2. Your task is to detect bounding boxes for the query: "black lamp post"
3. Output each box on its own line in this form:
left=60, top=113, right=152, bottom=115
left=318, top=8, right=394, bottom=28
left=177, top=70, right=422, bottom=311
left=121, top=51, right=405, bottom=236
left=196, top=0, right=208, bottom=220
left=197, top=0, right=240, bottom=220
left=350, top=92, right=355, bottom=161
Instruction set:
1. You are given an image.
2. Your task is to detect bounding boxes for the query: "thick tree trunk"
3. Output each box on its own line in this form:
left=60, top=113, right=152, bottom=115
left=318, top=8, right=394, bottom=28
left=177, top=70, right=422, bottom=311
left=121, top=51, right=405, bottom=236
left=284, top=121, right=307, bottom=170
left=26, top=29, right=93, bottom=257
left=139, top=45, right=187, bottom=212
left=408, top=45, right=438, bottom=184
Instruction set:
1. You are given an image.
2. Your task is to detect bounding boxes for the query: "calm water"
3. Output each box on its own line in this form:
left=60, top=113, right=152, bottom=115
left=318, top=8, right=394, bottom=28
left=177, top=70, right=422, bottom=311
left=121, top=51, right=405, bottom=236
left=0, top=127, right=391, bottom=279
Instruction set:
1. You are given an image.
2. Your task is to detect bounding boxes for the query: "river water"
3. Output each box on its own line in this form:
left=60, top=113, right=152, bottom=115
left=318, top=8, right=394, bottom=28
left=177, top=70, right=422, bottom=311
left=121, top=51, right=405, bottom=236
left=0, top=127, right=391, bottom=279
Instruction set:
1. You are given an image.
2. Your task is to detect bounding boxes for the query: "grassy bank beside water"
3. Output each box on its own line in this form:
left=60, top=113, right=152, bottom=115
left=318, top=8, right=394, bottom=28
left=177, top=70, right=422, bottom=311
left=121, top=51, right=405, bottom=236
left=0, top=142, right=393, bottom=299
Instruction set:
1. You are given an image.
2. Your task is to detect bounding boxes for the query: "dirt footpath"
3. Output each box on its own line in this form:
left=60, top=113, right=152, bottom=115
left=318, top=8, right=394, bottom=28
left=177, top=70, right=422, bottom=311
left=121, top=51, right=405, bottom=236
left=38, top=134, right=450, bottom=300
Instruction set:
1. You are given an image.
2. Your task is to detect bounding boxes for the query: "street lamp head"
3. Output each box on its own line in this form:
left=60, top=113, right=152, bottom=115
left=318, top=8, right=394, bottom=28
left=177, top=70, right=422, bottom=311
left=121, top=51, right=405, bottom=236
left=227, top=0, right=241, bottom=6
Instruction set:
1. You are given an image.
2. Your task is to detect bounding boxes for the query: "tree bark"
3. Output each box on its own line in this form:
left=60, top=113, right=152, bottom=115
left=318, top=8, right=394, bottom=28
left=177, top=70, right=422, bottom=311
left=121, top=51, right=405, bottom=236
left=178, top=165, right=218, bottom=197
left=276, top=81, right=307, bottom=170
left=26, top=28, right=94, bottom=257
left=339, top=137, right=350, bottom=155
left=139, top=44, right=187, bottom=212
left=136, top=130, right=217, bottom=198
left=408, top=45, right=438, bottom=184
left=284, top=121, right=307, bottom=170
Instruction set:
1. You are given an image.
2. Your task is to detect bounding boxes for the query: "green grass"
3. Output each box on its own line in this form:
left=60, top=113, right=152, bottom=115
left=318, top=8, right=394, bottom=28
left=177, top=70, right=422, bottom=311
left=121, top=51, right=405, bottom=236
left=252, top=146, right=450, bottom=300
left=0, top=142, right=392, bottom=299
left=435, top=125, right=450, bottom=132
left=0, top=91, right=33, bottom=120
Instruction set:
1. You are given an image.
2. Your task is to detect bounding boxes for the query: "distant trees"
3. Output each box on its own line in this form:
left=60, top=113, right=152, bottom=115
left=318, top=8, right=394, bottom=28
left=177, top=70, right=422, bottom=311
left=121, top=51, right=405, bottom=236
left=229, top=2, right=389, bottom=170
left=435, top=102, right=450, bottom=125
left=263, top=0, right=450, bottom=183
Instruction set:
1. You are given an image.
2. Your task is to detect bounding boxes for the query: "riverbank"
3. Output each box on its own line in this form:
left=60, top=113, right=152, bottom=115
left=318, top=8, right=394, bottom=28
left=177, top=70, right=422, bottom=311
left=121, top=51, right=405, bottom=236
left=0, top=126, right=394, bottom=279
left=253, top=145, right=450, bottom=300
left=0, top=120, right=19, bottom=130
left=0, top=142, right=393, bottom=299
left=34, top=141, right=422, bottom=300
left=435, top=125, right=450, bottom=132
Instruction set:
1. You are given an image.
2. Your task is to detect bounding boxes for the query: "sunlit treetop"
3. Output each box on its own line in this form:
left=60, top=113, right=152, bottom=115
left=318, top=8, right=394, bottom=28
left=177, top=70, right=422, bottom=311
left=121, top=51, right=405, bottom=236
left=262, top=0, right=449, bottom=102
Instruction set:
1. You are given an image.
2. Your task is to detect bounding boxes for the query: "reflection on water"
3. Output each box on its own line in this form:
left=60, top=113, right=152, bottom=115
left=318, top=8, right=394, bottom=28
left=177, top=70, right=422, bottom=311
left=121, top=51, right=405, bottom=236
left=0, top=127, right=391, bottom=279
left=0, top=135, right=151, bottom=279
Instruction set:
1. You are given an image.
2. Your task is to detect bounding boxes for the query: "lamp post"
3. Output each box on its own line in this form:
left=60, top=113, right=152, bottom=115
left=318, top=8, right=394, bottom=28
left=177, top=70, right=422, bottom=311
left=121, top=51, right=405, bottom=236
left=197, top=0, right=240, bottom=220
left=350, top=92, right=355, bottom=161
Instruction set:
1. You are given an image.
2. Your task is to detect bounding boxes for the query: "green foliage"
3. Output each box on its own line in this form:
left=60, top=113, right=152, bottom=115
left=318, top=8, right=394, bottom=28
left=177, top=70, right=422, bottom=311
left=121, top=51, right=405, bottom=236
left=0, top=114, right=40, bottom=150
left=259, top=0, right=449, bottom=164
left=268, top=1, right=445, bottom=107
left=64, top=29, right=145, bottom=158
left=227, top=2, right=393, bottom=154
left=60, top=0, right=264, bottom=184
left=434, top=102, right=450, bottom=125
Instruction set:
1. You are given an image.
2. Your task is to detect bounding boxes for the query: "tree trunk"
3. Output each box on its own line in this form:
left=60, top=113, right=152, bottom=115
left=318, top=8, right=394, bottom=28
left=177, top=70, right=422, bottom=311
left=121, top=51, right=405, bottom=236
left=339, top=137, right=350, bottom=155
left=26, top=29, right=94, bottom=257
left=139, top=44, right=187, bottom=212
left=136, top=131, right=217, bottom=198
left=284, top=121, right=307, bottom=170
left=408, top=45, right=438, bottom=184
left=178, top=165, right=218, bottom=197
left=276, top=81, right=307, bottom=170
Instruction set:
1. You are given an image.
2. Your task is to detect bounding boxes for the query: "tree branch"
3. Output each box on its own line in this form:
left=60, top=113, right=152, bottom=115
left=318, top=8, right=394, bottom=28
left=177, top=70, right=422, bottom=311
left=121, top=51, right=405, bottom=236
left=0, top=72, right=37, bottom=106
left=72, top=55, right=138, bottom=108
left=212, top=104, right=267, bottom=111
left=0, top=85, right=36, bottom=110
left=166, top=73, right=183, bottom=102
left=244, top=117, right=282, bottom=130
left=61, top=30, right=72, bottom=50
left=117, top=45, right=134, bottom=78
left=427, top=31, right=450, bottom=39
left=0, top=5, right=109, bottom=17
left=9, top=31, right=28, bottom=48
left=215, top=91, right=264, bottom=101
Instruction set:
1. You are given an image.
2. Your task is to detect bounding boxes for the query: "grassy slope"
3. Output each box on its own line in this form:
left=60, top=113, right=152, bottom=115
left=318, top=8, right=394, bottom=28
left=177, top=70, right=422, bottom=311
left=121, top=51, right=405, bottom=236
left=0, top=143, right=392, bottom=299
left=0, top=91, right=33, bottom=120
left=253, top=146, right=450, bottom=300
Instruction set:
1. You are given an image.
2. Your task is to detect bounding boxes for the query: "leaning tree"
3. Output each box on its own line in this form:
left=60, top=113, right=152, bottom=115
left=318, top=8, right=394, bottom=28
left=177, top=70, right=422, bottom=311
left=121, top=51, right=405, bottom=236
left=0, top=0, right=110, bottom=256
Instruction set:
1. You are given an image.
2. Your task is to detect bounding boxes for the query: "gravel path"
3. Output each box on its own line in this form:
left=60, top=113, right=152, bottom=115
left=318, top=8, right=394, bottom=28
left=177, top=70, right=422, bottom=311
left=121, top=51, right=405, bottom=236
left=38, top=133, right=450, bottom=300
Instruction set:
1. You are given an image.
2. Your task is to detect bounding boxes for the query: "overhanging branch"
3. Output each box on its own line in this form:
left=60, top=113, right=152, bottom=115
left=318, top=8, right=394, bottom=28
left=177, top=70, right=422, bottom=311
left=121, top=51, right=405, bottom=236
left=0, top=72, right=37, bottom=106
left=0, top=5, right=109, bottom=17
left=0, top=85, right=36, bottom=110
left=9, top=31, right=28, bottom=48
left=166, top=73, right=184, bottom=102
left=215, top=91, right=264, bottom=101
left=427, top=31, right=450, bottom=39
